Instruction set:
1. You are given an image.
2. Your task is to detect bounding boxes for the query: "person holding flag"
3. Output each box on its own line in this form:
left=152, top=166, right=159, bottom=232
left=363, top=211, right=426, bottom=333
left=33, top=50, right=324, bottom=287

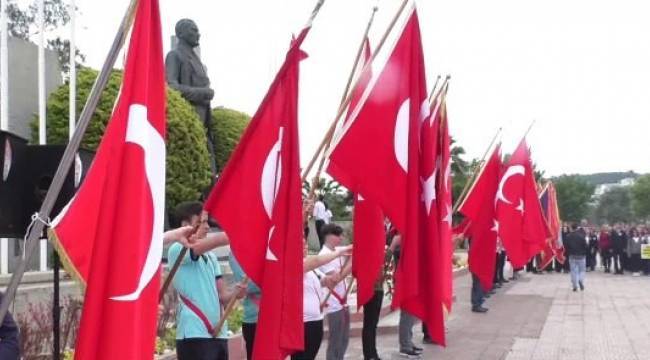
left=167, top=201, right=247, bottom=360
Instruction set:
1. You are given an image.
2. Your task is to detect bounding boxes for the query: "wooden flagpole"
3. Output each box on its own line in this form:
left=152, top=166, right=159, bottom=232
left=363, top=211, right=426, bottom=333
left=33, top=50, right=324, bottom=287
left=453, top=127, right=503, bottom=214
left=427, top=75, right=442, bottom=104
left=300, top=4, right=380, bottom=185
left=213, top=277, right=249, bottom=337
left=0, top=0, right=140, bottom=325
left=320, top=256, right=351, bottom=310
left=301, top=0, right=411, bottom=183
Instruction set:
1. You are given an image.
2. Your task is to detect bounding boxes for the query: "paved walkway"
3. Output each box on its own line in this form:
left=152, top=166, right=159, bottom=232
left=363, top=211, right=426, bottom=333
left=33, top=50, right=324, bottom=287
left=318, top=270, right=650, bottom=360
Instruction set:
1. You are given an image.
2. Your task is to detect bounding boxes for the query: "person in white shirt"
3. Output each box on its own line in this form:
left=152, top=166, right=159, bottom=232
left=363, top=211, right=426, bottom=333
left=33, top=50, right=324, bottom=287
left=294, top=239, right=352, bottom=360
left=313, top=196, right=327, bottom=248
left=318, top=224, right=352, bottom=360
left=323, top=203, right=333, bottom=225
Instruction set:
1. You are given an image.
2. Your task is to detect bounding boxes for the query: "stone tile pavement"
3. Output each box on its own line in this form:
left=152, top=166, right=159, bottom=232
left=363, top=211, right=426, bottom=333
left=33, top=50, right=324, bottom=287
left=317, top=270, right=650, bottom=360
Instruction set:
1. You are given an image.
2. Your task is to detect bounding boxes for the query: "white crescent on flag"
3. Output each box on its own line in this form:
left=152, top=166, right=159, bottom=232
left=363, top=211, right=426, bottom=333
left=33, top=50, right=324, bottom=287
left=111, top=104, right=166, bottom=302
left=260, top=127, right=284, bottom=261
left=394, top=99, right=410, bottom=172
left=495, top=165, right=525, bottom=206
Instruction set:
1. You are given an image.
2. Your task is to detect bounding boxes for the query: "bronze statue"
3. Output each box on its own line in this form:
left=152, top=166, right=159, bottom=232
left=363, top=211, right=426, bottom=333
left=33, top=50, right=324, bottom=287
left=165, top=19, right=217, bottom=174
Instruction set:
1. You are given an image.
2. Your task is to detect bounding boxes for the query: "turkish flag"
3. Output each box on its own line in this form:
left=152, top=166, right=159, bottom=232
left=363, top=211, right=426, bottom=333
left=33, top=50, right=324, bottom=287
left=435, top=93, right=454, bottom=313
left=204, top=29, right=308, bottom=359
left=340, top=38, right=388, bottom=308
left=459, top=145, right=502, bottom=292
left=328, top=7, right=446, bottom=346
left=48, top=0, right=166, bottom=358
left=495, top=139, right=548, bottom=269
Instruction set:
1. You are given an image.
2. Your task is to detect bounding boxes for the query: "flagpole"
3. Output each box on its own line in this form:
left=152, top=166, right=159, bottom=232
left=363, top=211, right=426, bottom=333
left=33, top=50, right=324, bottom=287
left=452, top=127, right=502, bottom=214
left=0, top=0, right=140, bottom=326
left=301, top=0, right=411, bottom=183
left=300, top=4, right=380, bottom=183
left=427, top=75, right=442, bottom=104
left=213, top=277, right=249, bottom=337
left=523, top=119, right=536, bottom=139
left=320, top=256, right=351, bottom=310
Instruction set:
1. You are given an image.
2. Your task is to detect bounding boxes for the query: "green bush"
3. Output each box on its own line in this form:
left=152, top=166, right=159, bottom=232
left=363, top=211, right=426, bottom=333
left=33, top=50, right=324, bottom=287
left=211, top=107, right=250, bottom=170
left=31, top=67, right=212, bottom=211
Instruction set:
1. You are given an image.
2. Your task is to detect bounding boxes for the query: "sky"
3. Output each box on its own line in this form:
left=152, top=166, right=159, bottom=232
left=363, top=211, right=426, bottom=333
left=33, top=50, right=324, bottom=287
left=35, top=0, right=650, bottom=177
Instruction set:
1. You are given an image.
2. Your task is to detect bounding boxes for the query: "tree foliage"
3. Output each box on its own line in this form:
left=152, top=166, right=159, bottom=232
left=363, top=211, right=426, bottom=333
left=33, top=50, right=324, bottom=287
left=303, top=178, right=352, bottom=220
left=594, top=187, right=633, bottom=224
left=553, top=175, right=595, bottom=222
left=210, top=107, right=250, bottom=171
left=4, top=0, right=84, bottom=73
left=631, top=174, right=650, bottom=219
left=31, top=67, right=212, bottom=211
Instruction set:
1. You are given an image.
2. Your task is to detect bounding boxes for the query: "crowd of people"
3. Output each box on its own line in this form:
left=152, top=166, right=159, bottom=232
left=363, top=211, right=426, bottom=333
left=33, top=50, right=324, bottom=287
left=522, top=221, right=650, bottom=277
left=162, top=197, right=437, bottom=360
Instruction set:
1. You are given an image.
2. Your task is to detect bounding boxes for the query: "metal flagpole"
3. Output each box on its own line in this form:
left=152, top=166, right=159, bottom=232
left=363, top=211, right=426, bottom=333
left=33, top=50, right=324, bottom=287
left=0, top=0, right=141, bottom=327
left=0, top=0, right=10, bottom=278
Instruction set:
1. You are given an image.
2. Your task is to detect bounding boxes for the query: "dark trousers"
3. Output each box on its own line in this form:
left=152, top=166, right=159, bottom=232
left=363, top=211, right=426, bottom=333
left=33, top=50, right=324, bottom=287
left=362, top=290, right=384, bottom=359
left=643, top=259, right=650, bottom=275
left=291, top=320, right=323, bottom=360
left=601, top=249, right=612, bottom=272
left=176, top=338, right=228, bottom=360
left=628, top=254, right=641, bottom=273
left=315, top=220, right=325, bottom=248
left=242, top=322, right=257, bottom=360
left=587, top=252, right=597, bottom=271
left=494, top=251, right=506, bottom=283
left=471, top=274, right=485, bottom=308
left=613, top=250, right=625, bottom=273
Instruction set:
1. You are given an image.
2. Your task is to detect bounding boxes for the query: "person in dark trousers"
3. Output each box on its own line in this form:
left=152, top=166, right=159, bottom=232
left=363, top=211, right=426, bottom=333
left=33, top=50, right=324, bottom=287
left=599, top=226, right=612, bottom=273
left=626, top=228, right=643, bottom=275
left=471, top=273, right=488, bottom=313
left=362, top=273, right=385, bottom=360
left=0, top=293, right=20, bottom=360
left=493, top=240, right=507, bottom=287
left=586, top=228, right=599, bottom=271
left=312, top=195, right=327, bottom=248
left=564, top=223, right=588, bottom=291
left=611, top=224, right=628, bottom=275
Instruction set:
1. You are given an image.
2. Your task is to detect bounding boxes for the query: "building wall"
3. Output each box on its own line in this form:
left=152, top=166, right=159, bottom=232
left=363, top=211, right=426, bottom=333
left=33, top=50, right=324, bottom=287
left=1, top=37, right=62, bottom=140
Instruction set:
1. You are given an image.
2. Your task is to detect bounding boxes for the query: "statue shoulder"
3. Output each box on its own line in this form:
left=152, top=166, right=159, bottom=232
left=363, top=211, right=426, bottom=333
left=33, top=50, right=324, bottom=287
left=165, top=49, right=182, bottom=63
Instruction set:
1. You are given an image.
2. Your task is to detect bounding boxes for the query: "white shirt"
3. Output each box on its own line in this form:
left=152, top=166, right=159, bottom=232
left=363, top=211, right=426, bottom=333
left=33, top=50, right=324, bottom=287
left=303, top=271, right=324, bottom=322
left=324, top=210, right=333, bottom=224
left=318, top=246, right=348, bottom=314
left=313, top=201, right=327, bottom=220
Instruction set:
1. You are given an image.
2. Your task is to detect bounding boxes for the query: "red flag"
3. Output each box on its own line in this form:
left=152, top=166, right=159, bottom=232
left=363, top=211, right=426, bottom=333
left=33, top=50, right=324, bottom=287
left=204, top=29, right=308, bottom=359
left=48, top=0, right=166, bottom=358
left=328, top=7, right=446, bottom=345
left=351, top=194, right=386, bottom=308
left=435, top=92, right=454, bottom=312
left=540, top=182, right=564, bottom=266
left=344, top=38, right=387, bottom=308
left=459, top=145, right=502, bottom=292
left=495, top=139, right=548, bottom=269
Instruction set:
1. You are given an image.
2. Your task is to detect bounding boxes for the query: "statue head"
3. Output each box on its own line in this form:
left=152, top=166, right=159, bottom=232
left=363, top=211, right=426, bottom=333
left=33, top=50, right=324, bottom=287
left=175, top=19, right=200, bottom=48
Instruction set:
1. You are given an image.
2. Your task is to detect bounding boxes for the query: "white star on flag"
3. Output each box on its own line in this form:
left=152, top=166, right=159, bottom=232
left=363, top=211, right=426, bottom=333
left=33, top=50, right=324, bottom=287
left=516, top=199, right=524, bottom=214
left=442, top=204, right=452, bottom=225
left=420, top=170, right=437, bottom=215
left=491, top=219, right=499, bottom=233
